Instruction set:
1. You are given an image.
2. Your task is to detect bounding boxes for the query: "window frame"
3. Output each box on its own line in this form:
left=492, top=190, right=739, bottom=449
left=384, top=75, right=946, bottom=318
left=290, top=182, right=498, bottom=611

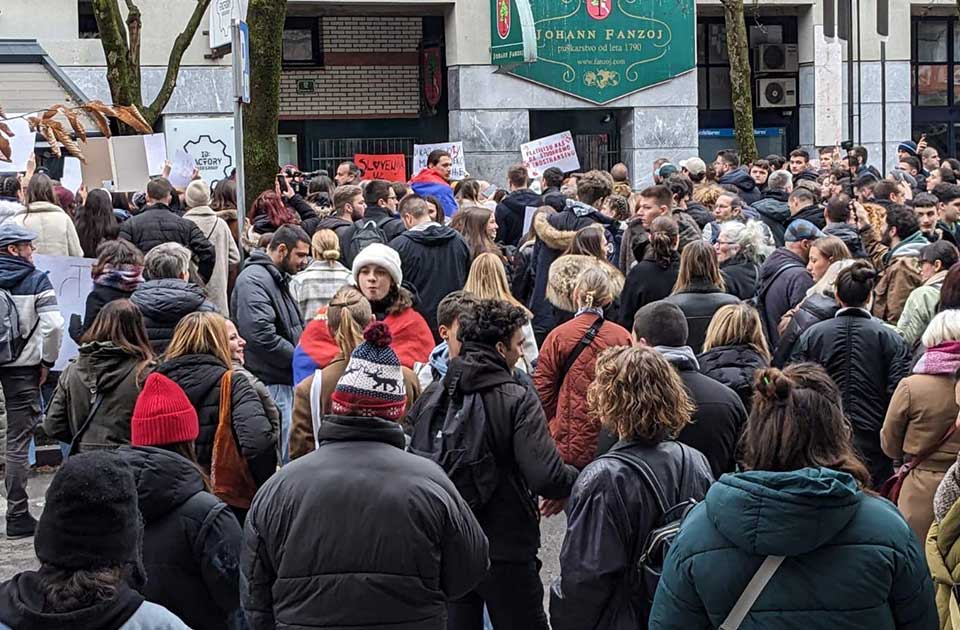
left=282, top=17, right=323, bottom=67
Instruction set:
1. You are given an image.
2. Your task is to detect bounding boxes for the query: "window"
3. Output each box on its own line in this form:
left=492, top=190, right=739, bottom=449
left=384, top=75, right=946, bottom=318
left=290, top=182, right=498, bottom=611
left=912, top=19, right=956, bottom=108
left=283, top=17, right=322, bottom=66
left=78, top=0, right=99, bottom=39
left=697, top=20, right=732, bottom=110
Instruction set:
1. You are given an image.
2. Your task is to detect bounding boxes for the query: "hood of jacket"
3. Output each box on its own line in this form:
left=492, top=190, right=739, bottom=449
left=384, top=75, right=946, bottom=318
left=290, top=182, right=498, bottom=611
left=792, top=204, right=824, bottom=226
left=752, top=196, right=791, bottom=222
left=76, top=342, right=143, bottom=390
left=115, top=446, right=206, bottom=523
left=705, top=467, right=862, bottom=556
left=890, top=229, right=929, bottom=259
left=0, top=198, right=24, bottom=220
left=655, top=345, right=699, bottom=371
left=0, top=254, right=37, bottom=288
left=241, top=249, right=290, bottom=285
left=26, top=201, right=66, bottom=214
left=718, top=168, right=758, bottom=195
left=399, top=223, right=460, bottom=246
left=130, top=278, right=209, bottom=321
left=447, top=342, right=516, bottom=393
left=499, top=189, right=542, bottom=215
left=761, top=247, right=806, bottom=284
left=547, top=254, right=624, bottom=312
left=429, top=341, right=449, bottom=378
left=0, top=569, right=144, bottom=630
left=698, top=343, right=766, bottom=372
left=409, top=168, right=449, bottom=187
left=533, top=211, right=577, bottom=251
left=762, top=189, right=790, bottom=203
left=183, top=205, right=216, bottom=218
left=824, top=222, right=860, bottom=241
left=317, top=414, right=407, bottom=449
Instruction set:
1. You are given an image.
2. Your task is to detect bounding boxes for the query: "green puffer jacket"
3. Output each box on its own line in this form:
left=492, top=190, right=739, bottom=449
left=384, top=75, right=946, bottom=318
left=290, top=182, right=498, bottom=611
left=897, top=269, right=948, bottom=349
left=650, top=467, right=937, bottom=629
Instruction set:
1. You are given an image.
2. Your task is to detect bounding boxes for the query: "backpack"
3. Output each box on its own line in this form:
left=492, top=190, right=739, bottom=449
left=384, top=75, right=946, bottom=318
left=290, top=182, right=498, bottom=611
left=0, top=288, right=32, bottom=365
left=343, top=217, right=390, bottom=268
left=409, top=373, right=499, bottom=510
left=750, top=262, right=804, bottom=341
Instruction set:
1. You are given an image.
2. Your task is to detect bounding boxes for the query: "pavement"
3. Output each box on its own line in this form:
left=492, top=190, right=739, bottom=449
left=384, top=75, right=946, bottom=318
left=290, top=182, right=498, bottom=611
left=1, top=470, right=569, bottom=613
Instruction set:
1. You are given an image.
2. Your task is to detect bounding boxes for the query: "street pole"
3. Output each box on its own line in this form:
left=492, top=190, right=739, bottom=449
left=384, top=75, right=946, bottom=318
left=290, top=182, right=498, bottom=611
left=232, top=18, right=250, bottom=262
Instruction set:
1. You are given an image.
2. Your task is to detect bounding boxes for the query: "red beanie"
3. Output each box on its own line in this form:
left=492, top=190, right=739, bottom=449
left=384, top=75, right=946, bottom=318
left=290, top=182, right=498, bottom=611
left=131, top=373, right=199, bottom=446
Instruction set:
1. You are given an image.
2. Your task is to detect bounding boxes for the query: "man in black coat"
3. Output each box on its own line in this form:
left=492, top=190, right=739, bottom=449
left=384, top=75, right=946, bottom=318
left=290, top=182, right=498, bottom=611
left=118, top=177, right=216, bottom=283
left=129, top=242, right=217, bottom=354
left=758, top=220, right=819, bottom=347
left=751, top=169, right=793, bottom=246
left=242, top=332, right=488, bottom=630
left=496, top=164, right=543, bottom=247
left=408, top=299, right=578, bottom=630
left=390, top=197, right=470, bottom=337
left=627, top=301, right=746, bottom=479
left=231, top=225, right=311, bottom=464
left=785, top=186, right=826, bottom=230
left=714, top=150, right=762, bottom=205
left=540, top=166, right=567, bottom=213
left=362, top=178, right=407, bottom=242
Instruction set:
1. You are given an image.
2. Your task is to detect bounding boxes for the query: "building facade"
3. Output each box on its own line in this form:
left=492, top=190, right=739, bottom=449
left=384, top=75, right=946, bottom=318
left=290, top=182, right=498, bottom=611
left=0, top=0, right=952, bottom=186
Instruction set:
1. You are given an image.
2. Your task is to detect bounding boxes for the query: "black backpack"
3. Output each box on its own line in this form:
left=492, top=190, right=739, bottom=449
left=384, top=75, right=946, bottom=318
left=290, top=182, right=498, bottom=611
left=409, top=373, right=499, bottom=510
left=750, top=262, right=804, bottom=341
left=343, top=217, right=390, bottom=268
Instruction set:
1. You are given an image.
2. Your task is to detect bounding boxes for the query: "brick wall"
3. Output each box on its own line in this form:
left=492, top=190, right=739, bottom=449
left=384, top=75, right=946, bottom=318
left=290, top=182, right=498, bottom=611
left=279, top=16, right=422, bottom=119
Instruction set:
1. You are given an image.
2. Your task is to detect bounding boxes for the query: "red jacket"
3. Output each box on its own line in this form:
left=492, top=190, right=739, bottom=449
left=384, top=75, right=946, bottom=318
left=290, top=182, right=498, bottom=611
left=533, top=313, right=632, bottom=469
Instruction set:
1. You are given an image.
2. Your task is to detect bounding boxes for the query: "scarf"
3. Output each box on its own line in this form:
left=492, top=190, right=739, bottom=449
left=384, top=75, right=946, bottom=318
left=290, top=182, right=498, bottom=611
left=936, top=460, right=960, bottom=522
left=654, top=345, right=700, bottom=371
left=575, top=306, right=604, bottom=318
left=94, top=263, right=144, bottom=292
left=914, top=340, right=960, bottom=375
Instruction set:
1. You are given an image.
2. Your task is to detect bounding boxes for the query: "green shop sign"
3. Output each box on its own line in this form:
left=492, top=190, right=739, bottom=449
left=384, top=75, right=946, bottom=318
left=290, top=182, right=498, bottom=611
left=491, top=0, right=695, bottom=104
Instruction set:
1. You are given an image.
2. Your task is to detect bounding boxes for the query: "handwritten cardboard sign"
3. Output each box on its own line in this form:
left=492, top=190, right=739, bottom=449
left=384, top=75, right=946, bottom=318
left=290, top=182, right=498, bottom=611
left=520, top=131, right=580, bottom=179
left=412, top=141, right=466, bottom=180
left=354, top=153, right=407, bottom=182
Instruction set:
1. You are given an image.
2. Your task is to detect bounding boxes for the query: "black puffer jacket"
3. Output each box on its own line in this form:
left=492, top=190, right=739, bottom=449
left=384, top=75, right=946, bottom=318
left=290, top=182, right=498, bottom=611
left=550, top=440, right=713, bottom=630
left=758, top=248, right=813, bottom=348
left=408, top=343, right=578, bottom=562
left=787, top=204, right=827, bottom=230
left=116, top=446, right=242, bottom=630
left=720, top=256, right=761, bottom=300
left=496, top=189, right=543, bottom=247
left=824, top=222, right=868, bottom=258
left=231, top=251, right=304, bottom=386
left=118, top=203, right=216, bottom=283
left=752, top=190, right=790, bottom=246
left=129, top=279, right=217, bottom=354
left=619, top=252, right=680, bottom=329
left=241, top=415, right=489, bottom=630
left=155, top=354, right=276, bottom=487
left=718, top=168, right=761, bottom=205
left=662, top=281, right=740, bottom=353
left=772, top=292, right=838, bottom=367
left=697, top=343, right=769, bottom=413
left=685, top=201, right=713, bottom=229
left=364, top=206, right=407, bottom=242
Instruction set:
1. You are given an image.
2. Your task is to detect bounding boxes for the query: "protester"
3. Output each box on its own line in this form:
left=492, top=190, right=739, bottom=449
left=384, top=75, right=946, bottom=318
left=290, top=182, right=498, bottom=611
left=129, top=242, right=217, bottom=354
left=635, top=183, right=701, bottom=251
left=288, top=228, right=352, bottom=321
left=649, top=363, right=938, bottom=629
left=0, top=451, right=190, bottom=628
left=44, top=299, right=153, bottom=451
left=315, top=184, right=366, bottom=265
left=534, top=268, right=632, bottom=469
left=74, top=187, right=119, bottom=258
left=232, top=224, right=310, bottom=464
left=513, top=205, right=555, bottom=303
left=714, top=149, right=761, bottom=204
left=547, top=225, right=625, bottom=326
left=619, top=215, right=680, bottom=329
left=334, top=160, right=362, bottom=186
left=897, top=242, right=959, bottom=349
left=663, top=240, right=739, bottom=353
left=549, top=345, right=712, bottom=628
left=243, top=321, right=488, bottom=630
left=225, top=318, right=280, bottom=459
left=458, top=206, right=502, bottom=260
left=118, top=177, right=216, bottom=283
left=626, top=301, right=746, bottom=478
left=756, top=219, right=819, bottom=346
left=361, top=178, right=406, bottom=241
left=698, top=302, right=771, bottom=413
left=859, top=203, right=926, bottom=324
left=120, top=377, right=243, bottom=630
left=935, top=182, right=960, bottom=243
left=153, top=312, right=276, bottom=519
left=413, top=290, right=478, bottom=389
left=496, top=164, right=543, bottom=247
left=409, top=148, right=458, bottom=217
left=791, top=261, right=910, bottom=487
left=75, top=238, right=144, bottom=337
left=716, top=220, right=773, bottom=299
left=10, top=173, right=83, bottom=257
left=0, top=223, right=63, bottom=538
left=822, top=194, right=867, bottom=257
left=881, top=311, right=960, bottom=541
left=541, top=167, right=567, bottom=212
left=250, top=180, right=320, bottom=238
left=180, top=179, right=238, bottom=315
left=290, top=287, right=420, bottom=460
left=0, top=175, right=25, bottom=222
left=392, top=196, right=471, bottom=335
left=408, top=299, right=578, bottom=629
left=211, top=178, right=240, bottom=245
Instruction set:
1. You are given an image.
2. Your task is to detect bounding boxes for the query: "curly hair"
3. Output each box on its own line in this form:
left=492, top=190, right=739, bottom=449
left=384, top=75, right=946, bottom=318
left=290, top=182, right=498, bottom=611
left=718, top=220, right=774, bottom=263
left=587, top=346, right=695, bottom=443
left=692, top=184, right=726, bottom=209
left=457, top=298, right=529, bottom=348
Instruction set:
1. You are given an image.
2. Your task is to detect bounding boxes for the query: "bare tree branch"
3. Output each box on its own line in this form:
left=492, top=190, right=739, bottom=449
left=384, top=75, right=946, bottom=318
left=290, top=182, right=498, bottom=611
left=91, top=0, right=141, bottom=110
left=124, top=0, right=142, bottom=73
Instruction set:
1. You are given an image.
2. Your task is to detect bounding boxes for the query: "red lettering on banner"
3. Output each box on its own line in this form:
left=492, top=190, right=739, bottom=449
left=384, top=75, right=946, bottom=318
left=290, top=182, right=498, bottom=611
left=354, top=153, right=407, bottom=182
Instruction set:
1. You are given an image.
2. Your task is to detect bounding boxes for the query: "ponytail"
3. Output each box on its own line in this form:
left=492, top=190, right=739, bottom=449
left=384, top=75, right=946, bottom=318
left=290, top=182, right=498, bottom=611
left=327, top=287, right=373, bottom=359
left=648, top=216, right=679, bottom=269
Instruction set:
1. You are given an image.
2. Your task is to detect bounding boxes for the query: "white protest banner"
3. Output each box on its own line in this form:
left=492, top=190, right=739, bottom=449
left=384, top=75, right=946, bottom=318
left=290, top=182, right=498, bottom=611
left=168, top=149, right=196, bottom=190
left=164, top=116, right=235, bottom=185
left=143, top=133, right=167, bottom=176
left=412, top=141, right=466, bottom=180
left=4, top=116, right=35, bottom=172
left=520, top=131, right=580, bottom=179
left=61, top=157, right=82, bottom=193
left=34, top=255, right=96, bottom=372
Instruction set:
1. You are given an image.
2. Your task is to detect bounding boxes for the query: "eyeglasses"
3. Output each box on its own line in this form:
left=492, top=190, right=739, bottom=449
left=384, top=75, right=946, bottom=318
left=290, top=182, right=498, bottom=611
left=715, top=240, right=738, bottom=247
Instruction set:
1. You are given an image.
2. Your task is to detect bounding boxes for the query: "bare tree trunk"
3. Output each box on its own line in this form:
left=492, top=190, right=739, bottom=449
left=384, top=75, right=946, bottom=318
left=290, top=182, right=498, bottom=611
left=243, top=0, right=287, bottom=206
left=721, top=0, right=758, bottom=163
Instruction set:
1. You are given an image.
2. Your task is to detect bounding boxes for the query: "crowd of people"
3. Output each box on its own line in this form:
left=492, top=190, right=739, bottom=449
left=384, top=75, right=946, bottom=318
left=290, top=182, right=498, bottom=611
left=1, top=140, right=960, bottom=628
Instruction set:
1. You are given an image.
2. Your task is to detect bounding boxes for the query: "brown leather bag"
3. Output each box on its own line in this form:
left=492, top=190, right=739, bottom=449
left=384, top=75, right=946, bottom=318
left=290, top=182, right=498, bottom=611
left=211, top=371, right=258, bottom=509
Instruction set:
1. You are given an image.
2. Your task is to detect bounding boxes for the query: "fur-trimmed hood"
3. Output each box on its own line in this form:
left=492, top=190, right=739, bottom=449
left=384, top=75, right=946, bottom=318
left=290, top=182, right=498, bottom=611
left=533, top=211, right=578, bottom=252
left=546, top=254, right=625, bottom=312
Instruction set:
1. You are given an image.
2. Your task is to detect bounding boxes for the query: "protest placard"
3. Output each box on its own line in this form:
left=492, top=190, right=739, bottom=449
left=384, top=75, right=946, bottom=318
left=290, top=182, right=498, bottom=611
left=61, top=157, right=82, bottom=193
left=34, top=255, right=96, bottom=372
left=143, top=133, right=167, bottom=176
left=412, top=141, right=466, bottom=180
left=4, top=116, right=35, bottom=172
left=520, top=131, right=580, bottom=178
left=168, top=149, right=196, bottom=190
left=354, top=153, right=406, bottom=182
left=110, top=135, right=153, bottom=192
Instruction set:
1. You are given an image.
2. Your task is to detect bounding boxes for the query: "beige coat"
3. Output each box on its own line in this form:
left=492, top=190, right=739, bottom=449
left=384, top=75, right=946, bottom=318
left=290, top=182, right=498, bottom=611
left=183, top=205, right=239, bottom=315
left=11, top=202, right=83, bottom=257
left=881, top=373, right=960, bottom=542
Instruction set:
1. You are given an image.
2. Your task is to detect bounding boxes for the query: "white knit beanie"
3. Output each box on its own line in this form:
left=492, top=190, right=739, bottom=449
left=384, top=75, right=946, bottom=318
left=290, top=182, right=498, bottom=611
left=351, top=243, right=402, bottom=287
left=185, top=179, right=211, bottom=209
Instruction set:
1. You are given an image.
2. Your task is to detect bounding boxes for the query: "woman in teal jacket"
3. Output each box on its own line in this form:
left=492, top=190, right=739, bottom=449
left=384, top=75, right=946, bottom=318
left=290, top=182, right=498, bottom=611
left=650, top=363, right=937, bottom=630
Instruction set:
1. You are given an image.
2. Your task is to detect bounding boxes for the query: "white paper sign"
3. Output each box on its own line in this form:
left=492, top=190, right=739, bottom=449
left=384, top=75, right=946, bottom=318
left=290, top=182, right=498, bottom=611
left=168, top=149, right=196, bottom=190
left=520, top=131, right=580, bottom=179
left=522, top=206, right=538, bottom=238
left=143, top=133, right=167, bottom=176
left=34, top=255, right=96, bottom=372
left=412, top=141, right=466, bottom=181
left=164, top=116, right=235, bottom=186
left=4, top=115, right=35, bottom=172
left=60, top=157, right=82, bottom=193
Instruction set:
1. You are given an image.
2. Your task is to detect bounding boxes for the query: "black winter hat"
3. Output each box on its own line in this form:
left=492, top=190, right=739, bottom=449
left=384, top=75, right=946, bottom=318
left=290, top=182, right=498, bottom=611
left=34, top=451, right=143, bottom=572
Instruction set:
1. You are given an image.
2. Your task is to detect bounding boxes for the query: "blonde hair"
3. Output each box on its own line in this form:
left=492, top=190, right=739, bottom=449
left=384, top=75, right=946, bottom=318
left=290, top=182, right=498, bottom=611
left=693, top=184, right=726, bottom=209
left=702, top=303, right=770, bottom=360
left=311, top=229, right=341, bottom=262
left=673, top=240, right=725, bottom=293
left=464, top=253, right=531, bottom=316
left=588, top=346, right=695, bottom=442
left=574, top=267, right=615, bottom=309
left=165, top=312, right=233, bottom=367
left=327, top=286, right=373, bottom=359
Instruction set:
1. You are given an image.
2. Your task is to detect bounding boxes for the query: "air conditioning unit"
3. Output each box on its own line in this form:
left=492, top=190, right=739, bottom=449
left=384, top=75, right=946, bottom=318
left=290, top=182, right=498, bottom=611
left=757, top=78, right=797, bottom=108
left=756, top=44, right=798, bottom=73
